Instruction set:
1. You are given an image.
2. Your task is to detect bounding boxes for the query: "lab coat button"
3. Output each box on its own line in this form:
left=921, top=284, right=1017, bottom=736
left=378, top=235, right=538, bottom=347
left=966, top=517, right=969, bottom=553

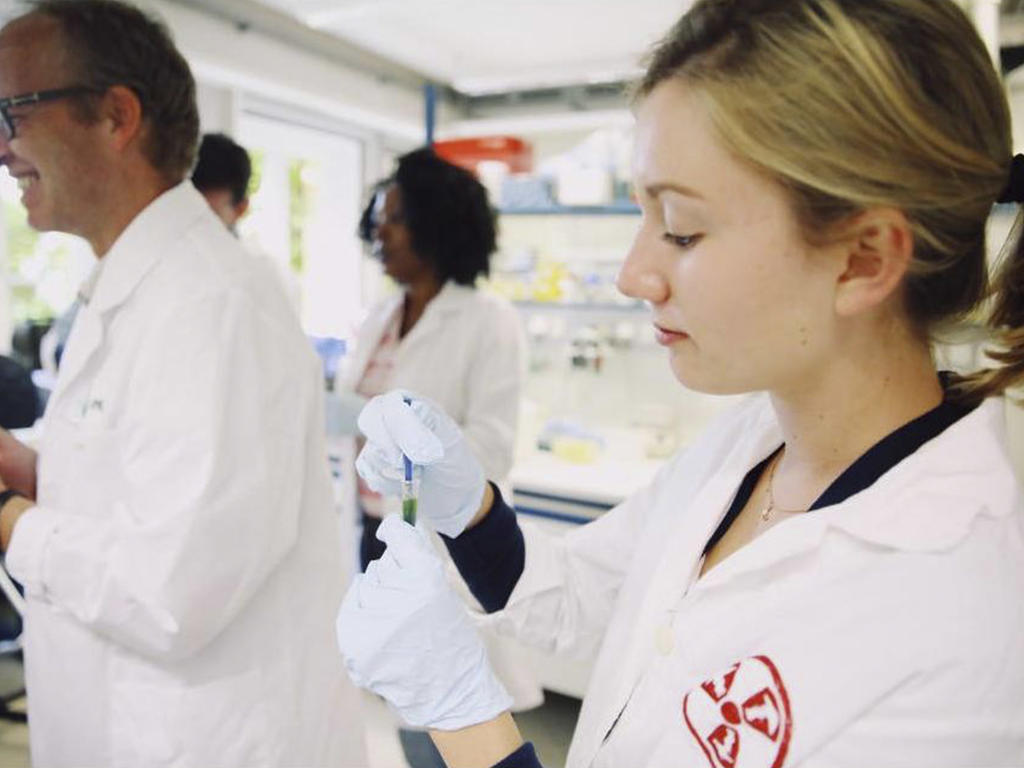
left=655, top=625, right=675, bottom=656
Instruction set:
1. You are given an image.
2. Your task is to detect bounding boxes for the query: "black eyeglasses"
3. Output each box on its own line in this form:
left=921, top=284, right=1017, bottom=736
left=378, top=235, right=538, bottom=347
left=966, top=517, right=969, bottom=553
left=0, top=86, right=98, bottom=141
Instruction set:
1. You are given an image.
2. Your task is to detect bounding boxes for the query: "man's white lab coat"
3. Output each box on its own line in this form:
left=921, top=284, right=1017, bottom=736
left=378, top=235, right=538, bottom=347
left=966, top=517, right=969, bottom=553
left=5, top=183, right=365, bottom=768
left=490, top=394, right=1024, bottom=767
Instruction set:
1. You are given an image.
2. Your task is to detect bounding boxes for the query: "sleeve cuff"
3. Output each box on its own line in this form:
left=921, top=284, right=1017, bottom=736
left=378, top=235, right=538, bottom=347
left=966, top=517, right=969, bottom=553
left=441, top=483, right=525, bottom=612
left=493, top=742, right=542, bottom=768
left=5, top=505, right=58, bottom=597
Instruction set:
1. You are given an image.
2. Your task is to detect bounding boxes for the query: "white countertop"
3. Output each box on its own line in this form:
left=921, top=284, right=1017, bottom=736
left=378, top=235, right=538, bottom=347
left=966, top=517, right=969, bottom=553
left=510, top=446, right=663, bottom=508
left=509, top=395, right=743, bottom=512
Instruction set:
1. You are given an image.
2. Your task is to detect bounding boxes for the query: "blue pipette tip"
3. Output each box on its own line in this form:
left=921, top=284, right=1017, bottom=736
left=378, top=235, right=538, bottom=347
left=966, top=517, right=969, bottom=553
left=402, top=396, right=413, bottom=481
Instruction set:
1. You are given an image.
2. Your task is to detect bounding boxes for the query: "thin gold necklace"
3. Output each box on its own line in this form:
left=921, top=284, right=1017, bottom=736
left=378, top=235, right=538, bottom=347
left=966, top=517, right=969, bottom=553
left=760, top=451, right=807, bottom=522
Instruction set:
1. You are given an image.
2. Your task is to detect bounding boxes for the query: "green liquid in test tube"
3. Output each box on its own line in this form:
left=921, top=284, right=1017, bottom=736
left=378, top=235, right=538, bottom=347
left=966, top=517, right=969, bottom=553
left=402, top=494, right=417, bottom=525
left=401, top=397, right=416, bottom=524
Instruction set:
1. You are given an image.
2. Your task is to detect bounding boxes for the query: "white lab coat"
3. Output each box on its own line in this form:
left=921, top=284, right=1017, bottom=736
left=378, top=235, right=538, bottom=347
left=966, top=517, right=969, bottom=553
left=489, top=394, right=1024, bottom=767
left=341, top=281, right=524, bottom=482
left=5, top=183, right=366, bottom=768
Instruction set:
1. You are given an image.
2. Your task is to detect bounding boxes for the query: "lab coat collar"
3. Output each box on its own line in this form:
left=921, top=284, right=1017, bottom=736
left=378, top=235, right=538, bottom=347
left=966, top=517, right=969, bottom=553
left=821, top=397, right=1016, bottom=550
left=426, top=281, right=478, bottom=313
left=695, top=397, right=1017, bottom=591
left=399, top=282, right=476, bottom=342
left=342, top=282, right=478, bottom=391
left=87, top=182, right=208, bottom=315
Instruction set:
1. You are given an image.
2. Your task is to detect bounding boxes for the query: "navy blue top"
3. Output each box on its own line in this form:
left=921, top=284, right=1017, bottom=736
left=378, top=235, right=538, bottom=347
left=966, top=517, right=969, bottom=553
left=441, top=483, right=525, bottom=612
left=492, top=742, right=542, bottom=768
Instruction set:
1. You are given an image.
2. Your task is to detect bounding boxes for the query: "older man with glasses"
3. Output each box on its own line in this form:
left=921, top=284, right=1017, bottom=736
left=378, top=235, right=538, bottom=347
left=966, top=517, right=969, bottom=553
left=0, top=2, right=366, bottom=766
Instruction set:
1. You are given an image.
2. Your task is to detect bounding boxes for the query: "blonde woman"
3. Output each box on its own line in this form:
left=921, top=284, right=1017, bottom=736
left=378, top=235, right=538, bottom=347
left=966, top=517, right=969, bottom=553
left=338, top=1, right=1024, bottom=766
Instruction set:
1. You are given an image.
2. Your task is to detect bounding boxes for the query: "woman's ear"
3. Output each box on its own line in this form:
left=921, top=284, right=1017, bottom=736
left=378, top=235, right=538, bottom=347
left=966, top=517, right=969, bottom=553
left=833, top=208, right=914, bottom=318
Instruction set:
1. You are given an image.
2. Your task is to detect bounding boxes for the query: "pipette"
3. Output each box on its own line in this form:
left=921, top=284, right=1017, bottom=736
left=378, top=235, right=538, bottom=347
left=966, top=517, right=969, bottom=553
left=401, top=396, right=417, bottom=524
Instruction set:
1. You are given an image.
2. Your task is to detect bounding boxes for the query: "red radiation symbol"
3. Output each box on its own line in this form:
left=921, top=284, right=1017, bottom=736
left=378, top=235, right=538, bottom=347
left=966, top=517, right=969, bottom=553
left=682, top=655, right=792, bottom=768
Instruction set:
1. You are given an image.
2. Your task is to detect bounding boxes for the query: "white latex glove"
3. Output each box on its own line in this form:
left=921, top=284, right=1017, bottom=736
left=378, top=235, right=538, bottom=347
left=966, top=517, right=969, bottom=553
left=356, top=390, right=485, bottom=537
left=336, top=514, right=513, bottom=730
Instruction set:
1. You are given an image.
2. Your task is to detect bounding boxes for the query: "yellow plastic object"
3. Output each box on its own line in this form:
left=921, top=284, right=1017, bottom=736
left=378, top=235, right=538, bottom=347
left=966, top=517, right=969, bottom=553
left=531, top=260, right=568, bottom=302
left=551, top=436, right=601, bottom=464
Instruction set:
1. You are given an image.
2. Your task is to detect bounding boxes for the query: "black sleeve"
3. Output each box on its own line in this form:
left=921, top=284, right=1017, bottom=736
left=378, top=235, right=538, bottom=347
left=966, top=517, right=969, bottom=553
left=440, top=483, right=525, bottom=612
left=492, top=742, right=543, bottom=768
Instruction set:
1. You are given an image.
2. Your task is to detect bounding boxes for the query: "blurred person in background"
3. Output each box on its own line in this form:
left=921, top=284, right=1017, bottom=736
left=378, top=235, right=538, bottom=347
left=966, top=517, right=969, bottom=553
left=339, top=1, right=1024, bottom=766
left=0, top=2, right=364, bottom=766
left=191, top=131, right=250, bottom=233
left=191, top=131, right=301, bottom=313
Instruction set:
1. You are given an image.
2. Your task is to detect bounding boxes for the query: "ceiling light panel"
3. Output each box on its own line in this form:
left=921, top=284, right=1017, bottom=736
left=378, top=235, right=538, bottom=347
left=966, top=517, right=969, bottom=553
left=248, top=0, right=689, bottom=93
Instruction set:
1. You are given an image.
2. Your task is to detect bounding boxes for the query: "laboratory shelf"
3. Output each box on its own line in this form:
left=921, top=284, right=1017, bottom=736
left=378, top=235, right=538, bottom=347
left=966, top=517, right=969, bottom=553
left=498, top=203, right=641, bottom=216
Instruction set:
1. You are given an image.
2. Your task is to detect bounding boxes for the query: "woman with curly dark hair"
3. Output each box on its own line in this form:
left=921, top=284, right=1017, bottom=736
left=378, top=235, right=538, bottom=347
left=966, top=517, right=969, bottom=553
left=343, top=147, right=524, bottom=569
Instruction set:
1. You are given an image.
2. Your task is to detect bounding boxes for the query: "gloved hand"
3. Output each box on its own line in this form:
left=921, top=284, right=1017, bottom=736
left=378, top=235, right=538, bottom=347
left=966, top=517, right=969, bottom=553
left=356, top=390, right=485, bottom=537
left=336, top=514, right=513, bottom=730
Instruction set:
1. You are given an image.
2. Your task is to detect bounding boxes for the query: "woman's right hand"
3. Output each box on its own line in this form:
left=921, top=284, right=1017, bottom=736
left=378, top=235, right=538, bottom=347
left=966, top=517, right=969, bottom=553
left=356, top=390, right=487, bottom=538
left=336, top=514, right=513, bottom=730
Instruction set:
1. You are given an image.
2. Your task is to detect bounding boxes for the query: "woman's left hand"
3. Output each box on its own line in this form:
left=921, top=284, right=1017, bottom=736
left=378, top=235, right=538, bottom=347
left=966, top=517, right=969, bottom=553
left=336, top=514, right=513, bottom=730
left=355, top=390, right=487, bottom=537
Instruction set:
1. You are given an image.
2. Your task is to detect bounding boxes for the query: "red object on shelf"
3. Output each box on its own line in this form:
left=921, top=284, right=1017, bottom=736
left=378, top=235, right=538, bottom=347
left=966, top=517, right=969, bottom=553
left=433, top=136, right=533, bottom=174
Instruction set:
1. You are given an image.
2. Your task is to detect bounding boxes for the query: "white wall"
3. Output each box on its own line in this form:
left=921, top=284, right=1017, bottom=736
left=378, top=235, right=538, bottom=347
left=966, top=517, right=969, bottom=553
left=196, top=80, right=239, bottom=135
left=1007, top=74, right=1024, bottom=154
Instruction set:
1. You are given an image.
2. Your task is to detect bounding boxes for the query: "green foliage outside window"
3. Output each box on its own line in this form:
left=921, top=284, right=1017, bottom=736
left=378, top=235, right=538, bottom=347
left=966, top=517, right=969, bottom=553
left=3, top=198, right=83, bottom=322
left=288, top=157, right=310, bottom=276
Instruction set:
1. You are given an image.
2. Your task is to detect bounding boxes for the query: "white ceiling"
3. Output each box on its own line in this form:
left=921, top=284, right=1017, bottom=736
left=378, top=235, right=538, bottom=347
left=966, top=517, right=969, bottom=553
left=249, top=0, right=691, bottom=95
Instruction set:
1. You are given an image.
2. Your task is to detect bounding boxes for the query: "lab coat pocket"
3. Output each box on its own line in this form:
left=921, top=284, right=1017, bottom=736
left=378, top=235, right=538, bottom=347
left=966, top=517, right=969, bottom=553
left=111, top=670, right=275, bottom=768
left=38, top=400, right=122, bottom=518
left=66, top=425, right=123, bottom=519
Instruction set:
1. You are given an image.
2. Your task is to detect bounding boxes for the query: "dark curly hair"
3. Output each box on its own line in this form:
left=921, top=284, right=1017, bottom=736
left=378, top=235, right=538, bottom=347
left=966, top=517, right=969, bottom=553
left=28, top=0, right=199, bottom=183
left=360, top=148, right=497, bottom=286
left=357, top=180, right=386, bottom=246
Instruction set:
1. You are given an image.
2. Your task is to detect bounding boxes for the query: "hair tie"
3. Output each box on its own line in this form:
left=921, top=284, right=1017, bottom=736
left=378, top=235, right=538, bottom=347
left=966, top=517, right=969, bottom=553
left=998, top=154, right=1024, bottom=204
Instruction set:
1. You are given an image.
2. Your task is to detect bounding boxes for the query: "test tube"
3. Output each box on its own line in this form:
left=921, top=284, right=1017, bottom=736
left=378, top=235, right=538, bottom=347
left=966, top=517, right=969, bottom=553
left=401, top=397, right=417, bottom=524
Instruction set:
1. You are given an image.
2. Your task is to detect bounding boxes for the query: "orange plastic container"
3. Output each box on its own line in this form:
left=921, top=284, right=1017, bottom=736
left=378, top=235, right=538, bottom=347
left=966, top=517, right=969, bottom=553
left=433, top=136, right=533, bottom=174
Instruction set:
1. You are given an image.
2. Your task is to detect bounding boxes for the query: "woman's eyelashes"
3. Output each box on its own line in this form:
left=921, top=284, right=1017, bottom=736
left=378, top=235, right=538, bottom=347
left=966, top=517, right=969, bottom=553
left=662, top=231, right=703, bottom=249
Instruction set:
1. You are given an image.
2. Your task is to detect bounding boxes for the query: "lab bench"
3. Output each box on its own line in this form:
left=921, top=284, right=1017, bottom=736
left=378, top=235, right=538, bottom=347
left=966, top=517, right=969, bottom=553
left=510, top=448, right=664, bottom=525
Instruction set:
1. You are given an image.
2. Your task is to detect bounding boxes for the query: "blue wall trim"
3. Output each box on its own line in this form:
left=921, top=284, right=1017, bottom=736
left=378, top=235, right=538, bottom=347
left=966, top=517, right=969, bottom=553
left=514, top=505, right=593, bottom=526
left=513, top=488, right=615, bottom=512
